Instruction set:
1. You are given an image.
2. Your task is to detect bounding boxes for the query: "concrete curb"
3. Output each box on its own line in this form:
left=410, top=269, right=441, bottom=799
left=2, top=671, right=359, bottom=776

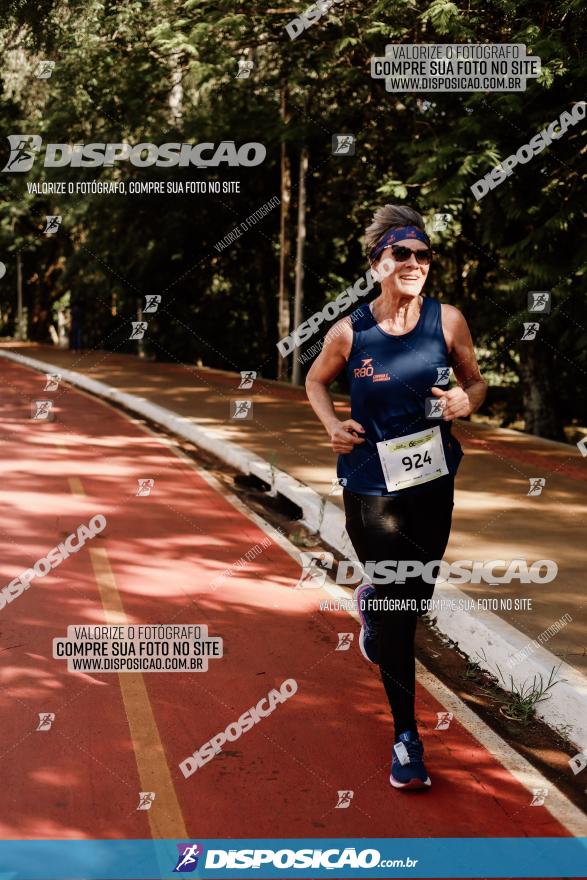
left=3, top=348, right=586, bottom=753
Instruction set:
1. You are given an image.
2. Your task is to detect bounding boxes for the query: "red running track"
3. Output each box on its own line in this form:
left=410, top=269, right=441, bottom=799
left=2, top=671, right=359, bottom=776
left=0, top=359, right=571, bottom=842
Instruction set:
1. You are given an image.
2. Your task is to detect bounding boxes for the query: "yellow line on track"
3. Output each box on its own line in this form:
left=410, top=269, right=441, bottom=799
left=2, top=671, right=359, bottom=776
left=67, top=476, right=85, bottom=497
left=64, top=465, right=187, bottom=839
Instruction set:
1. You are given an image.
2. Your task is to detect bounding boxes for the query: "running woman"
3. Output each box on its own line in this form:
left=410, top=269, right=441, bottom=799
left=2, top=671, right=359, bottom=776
left=305, top=204, right=486, bottom=789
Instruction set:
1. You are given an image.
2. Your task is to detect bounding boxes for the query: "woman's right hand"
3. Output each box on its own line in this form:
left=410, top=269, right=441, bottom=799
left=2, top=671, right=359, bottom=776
left=329, top=420, right=366, bottom=454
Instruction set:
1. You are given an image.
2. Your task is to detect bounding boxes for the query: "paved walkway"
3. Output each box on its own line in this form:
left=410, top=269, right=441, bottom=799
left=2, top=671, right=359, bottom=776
left=2, top=342, right=586, bottom=678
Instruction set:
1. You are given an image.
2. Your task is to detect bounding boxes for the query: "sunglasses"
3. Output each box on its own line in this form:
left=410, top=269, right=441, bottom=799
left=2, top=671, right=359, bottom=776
left=389, top=244, right=433, bottom=265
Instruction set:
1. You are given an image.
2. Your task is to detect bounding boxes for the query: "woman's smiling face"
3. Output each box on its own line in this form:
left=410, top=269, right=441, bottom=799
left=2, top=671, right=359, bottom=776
left=375, top=238, right=431, bottom=297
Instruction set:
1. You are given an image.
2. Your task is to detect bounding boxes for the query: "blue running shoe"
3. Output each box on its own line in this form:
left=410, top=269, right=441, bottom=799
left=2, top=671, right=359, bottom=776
left=390, top=730, right=431, bottom=789
left=354, top=583, right=380, bottom=664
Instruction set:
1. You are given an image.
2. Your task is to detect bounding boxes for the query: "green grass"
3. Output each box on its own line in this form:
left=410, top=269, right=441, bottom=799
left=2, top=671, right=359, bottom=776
left=491, top=664, right=565, bottom=724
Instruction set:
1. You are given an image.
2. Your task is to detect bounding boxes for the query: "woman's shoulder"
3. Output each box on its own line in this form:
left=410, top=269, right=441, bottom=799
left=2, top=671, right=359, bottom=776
left=439, top=302, right=469, bottom=350
left=323, top=304, right=372, bottom=360
left=439, top=302, right=466, bottom=325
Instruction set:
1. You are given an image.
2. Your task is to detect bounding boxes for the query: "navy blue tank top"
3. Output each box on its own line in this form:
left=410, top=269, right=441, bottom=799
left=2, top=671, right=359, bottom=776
left=337, top=296, right=463, bottom=496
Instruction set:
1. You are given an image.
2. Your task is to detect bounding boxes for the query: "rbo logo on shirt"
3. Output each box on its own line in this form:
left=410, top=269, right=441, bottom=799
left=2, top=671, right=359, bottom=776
left=354, top=358, right=374, bottom=378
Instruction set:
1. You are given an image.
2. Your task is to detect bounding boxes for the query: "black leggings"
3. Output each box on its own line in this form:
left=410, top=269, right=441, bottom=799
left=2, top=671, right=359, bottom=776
left=343, top=477, right=455, bottom=737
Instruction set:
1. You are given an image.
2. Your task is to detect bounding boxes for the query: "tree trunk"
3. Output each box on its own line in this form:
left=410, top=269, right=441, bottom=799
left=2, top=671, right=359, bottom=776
left=276, top=84, right=292, bottom=381
left=291, top=145, right=308, bottom=386
left=518, top=339, right=565, bottom=441
left=168, top=52, right=184, bottom=122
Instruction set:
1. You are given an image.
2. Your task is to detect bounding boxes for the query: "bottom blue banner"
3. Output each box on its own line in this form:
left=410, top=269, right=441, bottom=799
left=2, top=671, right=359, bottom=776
left=0, top=837, right=585, bottom=879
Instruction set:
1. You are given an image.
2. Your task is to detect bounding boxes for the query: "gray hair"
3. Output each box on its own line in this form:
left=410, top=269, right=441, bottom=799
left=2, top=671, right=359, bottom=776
left=364, top=204, right=426, bottom=257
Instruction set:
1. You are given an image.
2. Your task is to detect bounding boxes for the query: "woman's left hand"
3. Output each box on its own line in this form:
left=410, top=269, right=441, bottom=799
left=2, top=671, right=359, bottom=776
left=430, top=385, right=472, bottom=421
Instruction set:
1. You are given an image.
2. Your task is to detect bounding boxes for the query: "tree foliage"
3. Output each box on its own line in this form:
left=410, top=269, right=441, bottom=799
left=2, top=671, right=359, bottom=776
left=0, top=0, right=585, bottom=437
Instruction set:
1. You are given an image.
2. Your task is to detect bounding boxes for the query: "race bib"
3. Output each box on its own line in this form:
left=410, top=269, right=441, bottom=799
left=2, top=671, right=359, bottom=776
left=376, top=426, right=449, bottom=492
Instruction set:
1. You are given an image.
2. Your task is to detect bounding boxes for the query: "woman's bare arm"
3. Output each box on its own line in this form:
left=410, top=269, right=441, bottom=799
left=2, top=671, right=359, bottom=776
left=434, top=304, right=487, bottom=420
left=305, top=318, right=366, bottom=454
